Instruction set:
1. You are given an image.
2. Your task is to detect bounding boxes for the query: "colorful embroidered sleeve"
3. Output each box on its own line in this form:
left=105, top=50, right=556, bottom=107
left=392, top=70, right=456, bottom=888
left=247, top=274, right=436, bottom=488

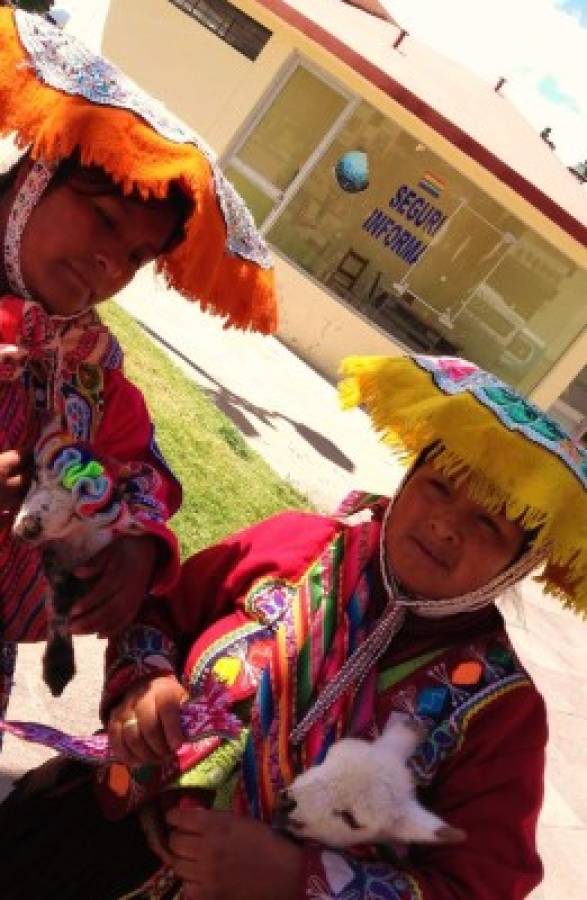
left=160, top=509, right=341, bottom=638
left=300, top=685, right=547, bottom=900
left=101, top=512, right=339, bottom=720
left=101, top=622, right=179, bottom=721
left=95, top=368, right=182, bottom=595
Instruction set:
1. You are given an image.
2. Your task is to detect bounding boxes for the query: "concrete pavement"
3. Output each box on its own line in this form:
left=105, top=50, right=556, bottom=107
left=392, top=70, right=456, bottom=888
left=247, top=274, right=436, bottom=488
left=1, top=265, right=585, bottom=899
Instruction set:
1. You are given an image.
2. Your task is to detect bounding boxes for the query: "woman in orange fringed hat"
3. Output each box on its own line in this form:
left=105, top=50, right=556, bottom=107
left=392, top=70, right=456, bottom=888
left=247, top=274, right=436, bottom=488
left=0, top=8, right=277, bottom=729
left=0, top=354, right=584, bottom=900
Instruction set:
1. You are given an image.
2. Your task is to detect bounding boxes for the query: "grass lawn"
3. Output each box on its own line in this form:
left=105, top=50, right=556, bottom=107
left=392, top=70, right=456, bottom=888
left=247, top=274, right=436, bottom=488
left=101, top=302, right=311, bottom=559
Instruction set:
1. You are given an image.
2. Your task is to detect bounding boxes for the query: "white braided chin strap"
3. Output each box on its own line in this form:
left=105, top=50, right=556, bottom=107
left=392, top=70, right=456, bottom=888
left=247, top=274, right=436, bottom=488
left=3, top=159, right=57, bottom=300
left=290, top=499, right=546, bottom=745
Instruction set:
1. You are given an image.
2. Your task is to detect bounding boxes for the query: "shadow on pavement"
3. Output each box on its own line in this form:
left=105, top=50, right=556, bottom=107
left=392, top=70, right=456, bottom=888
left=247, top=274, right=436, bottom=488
left=138, top=322, right=356, bottom=473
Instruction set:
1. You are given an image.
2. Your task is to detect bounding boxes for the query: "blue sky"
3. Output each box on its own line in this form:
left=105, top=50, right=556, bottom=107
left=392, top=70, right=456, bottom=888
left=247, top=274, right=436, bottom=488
left=538, top=75, right=580, bottom=112
left=561, top=0, right=587, bottom=25
left=387, top=0, right=587, bottom=165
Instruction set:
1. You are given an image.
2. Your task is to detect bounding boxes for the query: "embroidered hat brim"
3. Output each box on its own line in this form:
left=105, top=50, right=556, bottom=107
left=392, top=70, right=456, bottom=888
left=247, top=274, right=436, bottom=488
left=339, top=354, right=587, bottom=614
left=0, top=9, right=277, bottom=333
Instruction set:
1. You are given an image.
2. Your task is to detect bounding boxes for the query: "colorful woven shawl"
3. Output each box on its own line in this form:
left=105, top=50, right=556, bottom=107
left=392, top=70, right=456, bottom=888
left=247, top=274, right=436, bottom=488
left=235, top=510, right=382, bottom=820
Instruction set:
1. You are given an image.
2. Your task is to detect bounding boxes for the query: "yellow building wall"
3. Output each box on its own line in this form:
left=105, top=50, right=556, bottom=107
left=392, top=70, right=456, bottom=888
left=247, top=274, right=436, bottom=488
left=102, top=0, right=292, bottom=155
left=530, top=327, right=587, bottom=408
left=103, top=0, right=586, bottom=405
left=275, top=252, right=579, bottom=409
left=274, top=253, right=402, bottom=377
left=513, top=268, right=587, bottom=400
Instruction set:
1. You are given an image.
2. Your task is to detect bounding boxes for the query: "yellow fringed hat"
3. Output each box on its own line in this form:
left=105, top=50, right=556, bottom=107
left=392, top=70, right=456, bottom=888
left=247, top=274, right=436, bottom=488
left=0, top=8, right=277, bottom=333
left=339, top=354, right=587, bottom=615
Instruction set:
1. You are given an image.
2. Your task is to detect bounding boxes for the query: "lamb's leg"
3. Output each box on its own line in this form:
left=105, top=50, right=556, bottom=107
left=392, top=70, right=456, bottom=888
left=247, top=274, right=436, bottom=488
left=43, top=627, right=75, bottom=698
left=393, top=799, right=466, bottom=845
left=42, top=554, right=87, bottom=697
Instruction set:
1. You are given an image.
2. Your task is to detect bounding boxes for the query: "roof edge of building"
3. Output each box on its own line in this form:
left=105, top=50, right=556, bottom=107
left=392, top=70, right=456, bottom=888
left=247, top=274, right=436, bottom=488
left=253, top=0, right=587, bottom=249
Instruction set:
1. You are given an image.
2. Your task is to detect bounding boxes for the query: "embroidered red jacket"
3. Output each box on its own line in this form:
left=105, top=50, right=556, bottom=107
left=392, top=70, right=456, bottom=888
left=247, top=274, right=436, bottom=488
left=103, top=505, right=547, bottom=900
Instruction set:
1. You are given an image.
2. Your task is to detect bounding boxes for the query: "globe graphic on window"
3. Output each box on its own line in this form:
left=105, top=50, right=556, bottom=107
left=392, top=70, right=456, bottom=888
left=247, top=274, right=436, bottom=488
left=334, top=150, right=370, bottom=193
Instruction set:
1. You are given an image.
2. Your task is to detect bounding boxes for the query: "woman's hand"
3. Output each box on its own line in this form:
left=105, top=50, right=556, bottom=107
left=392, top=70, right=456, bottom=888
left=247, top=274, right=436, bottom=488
left=69, top=534, right=159, bottom=637
left=108, top=674, right=187, bottom=767
left=165, top=806, right=303, bottom=900
left=0, top=449, right=30, bottom=517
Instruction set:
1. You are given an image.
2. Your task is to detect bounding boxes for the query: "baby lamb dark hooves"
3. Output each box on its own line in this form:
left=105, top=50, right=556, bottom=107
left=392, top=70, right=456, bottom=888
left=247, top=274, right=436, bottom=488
left=43, top=632, right=76, bottom=698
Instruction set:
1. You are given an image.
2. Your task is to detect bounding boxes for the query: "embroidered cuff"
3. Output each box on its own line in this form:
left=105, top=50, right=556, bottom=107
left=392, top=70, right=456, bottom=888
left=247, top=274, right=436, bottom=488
left=102, top=625, right=178, bottom=721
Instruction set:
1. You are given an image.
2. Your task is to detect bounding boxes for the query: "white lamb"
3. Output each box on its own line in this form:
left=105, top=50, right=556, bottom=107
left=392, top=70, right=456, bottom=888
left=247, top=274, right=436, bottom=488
left=279, top=713, right=465, bottom=848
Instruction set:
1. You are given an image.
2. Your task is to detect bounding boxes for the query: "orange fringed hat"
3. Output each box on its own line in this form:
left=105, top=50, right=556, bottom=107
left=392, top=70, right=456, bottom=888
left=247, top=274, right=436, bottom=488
left=0, top=8, right=277, bottom=333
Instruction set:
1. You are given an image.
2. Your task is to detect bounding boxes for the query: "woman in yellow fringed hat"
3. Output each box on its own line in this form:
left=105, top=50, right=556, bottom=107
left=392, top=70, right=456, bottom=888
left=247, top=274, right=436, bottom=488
left=0, top=7, right=276, bottom=728
left=1, top=354, right=584, bottom=899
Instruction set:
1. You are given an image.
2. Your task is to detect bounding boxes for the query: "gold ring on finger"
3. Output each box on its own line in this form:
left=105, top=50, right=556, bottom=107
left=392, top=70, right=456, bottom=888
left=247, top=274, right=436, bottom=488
left=121, top=717, right=139, bottom=730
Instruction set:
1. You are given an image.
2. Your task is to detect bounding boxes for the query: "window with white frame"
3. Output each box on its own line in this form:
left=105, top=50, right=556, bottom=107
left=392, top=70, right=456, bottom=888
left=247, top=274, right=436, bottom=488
left=169, top=0, right=272, bottom=61
left=223, top=63, right=586, bottom=392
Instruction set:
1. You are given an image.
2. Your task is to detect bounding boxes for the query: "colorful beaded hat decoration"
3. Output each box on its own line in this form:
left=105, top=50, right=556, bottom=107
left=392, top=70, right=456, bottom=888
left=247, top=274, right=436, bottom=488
left=0, top=8, right=277, bottom=332
left=339, top=355, right=587, bottom=615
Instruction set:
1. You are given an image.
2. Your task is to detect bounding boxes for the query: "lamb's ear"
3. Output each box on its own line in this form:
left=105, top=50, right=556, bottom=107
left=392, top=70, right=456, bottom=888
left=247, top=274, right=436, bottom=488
left=388, top=800, right=466, bottom=845
left=434, top=825, right=467, bottom=844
